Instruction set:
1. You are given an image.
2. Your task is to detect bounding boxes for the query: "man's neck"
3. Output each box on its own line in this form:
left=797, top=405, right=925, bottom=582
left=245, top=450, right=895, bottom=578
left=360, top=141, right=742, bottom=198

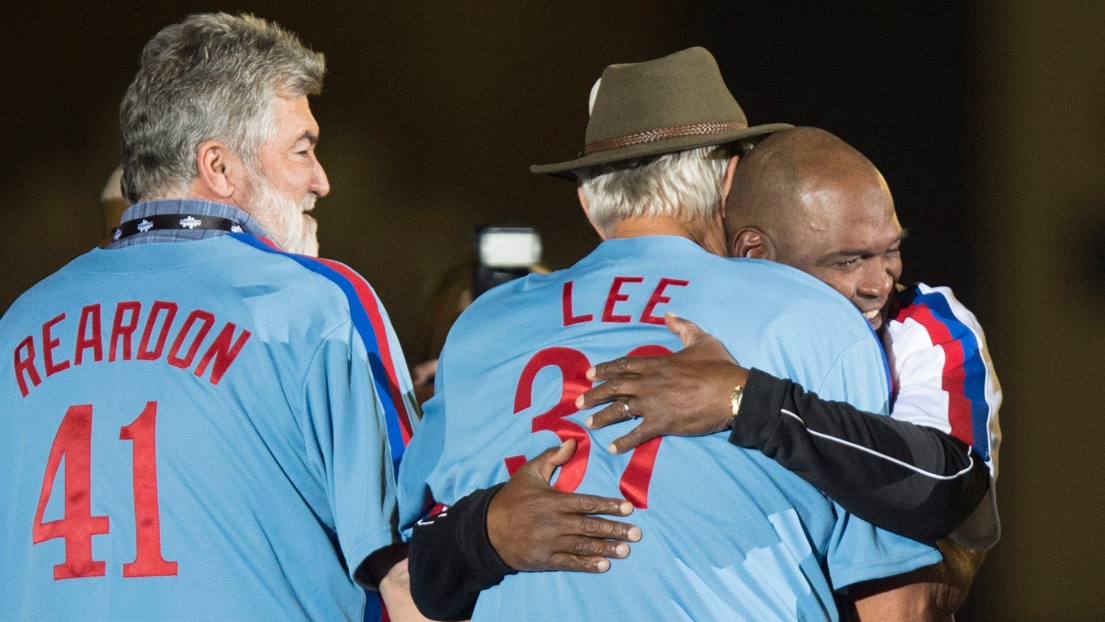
left=607, top=216, right=727, bottom=256
left=161, top=186, right=245, bottom=210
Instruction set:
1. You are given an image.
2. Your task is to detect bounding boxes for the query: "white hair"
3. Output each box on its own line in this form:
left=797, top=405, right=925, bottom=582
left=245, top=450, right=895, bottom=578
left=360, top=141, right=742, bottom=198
left=578, top=146, right=729, bottom=235
left=246, top=168, right=319, bottom=256
left=119, top=13, right=325, bottom=203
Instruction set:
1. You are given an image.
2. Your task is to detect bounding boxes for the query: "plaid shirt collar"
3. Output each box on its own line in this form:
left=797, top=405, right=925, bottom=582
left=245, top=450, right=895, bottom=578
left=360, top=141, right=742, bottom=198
left=106, top=198, right=269, bottom=249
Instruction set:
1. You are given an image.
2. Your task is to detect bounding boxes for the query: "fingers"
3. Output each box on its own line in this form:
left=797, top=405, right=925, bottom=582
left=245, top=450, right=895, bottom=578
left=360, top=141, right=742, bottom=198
left=585, top=355, right=643, bottom=382
left=557, top=490, right=635, bottom=517
left=574, top=514, right=642, bottom=542
left=608, top=424, right=659, bottom=455
left=664, top=312, right=707, bottom=347
left=544, top=523, right=642, bottom=572
left=545, top=531, right=640, bottom=573
left=576, top=374, right=642, bottom=409
left=536, top=511, right=642, bottom=573
left=564, top=536, right=632, bottom=560
left=524, top=439, right=577, bottom=482
left=584, top=401, right=634, bottom=430
left=547, top=553, right=614, bottom=573
left=583, top=402, right=636, bottom=430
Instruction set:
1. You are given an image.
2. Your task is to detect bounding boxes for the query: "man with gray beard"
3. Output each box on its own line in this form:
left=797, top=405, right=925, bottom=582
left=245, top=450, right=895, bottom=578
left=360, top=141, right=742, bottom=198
left=244, top=163, right=321, bottom=257
left=0, top=13, right=427, bottom=621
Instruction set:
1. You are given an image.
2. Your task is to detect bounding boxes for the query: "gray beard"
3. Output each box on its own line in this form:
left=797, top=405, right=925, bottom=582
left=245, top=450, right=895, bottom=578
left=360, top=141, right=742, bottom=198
left=246, top=172, right=319, bottom=257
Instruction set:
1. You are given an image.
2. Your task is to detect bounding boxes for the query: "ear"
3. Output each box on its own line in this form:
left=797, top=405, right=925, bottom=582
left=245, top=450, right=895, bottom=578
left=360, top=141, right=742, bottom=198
left=718, top=155, right=740, bottom=216
left=578, top=185, right=608, bottom=240
left=731, top=228, right=772, bottom=260
left=190, top=140, right=248, bottom=204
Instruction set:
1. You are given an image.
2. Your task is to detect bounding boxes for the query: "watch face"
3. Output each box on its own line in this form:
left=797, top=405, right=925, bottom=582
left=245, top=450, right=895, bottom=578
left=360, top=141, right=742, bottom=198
left=730, top=385, right=744, bottom=417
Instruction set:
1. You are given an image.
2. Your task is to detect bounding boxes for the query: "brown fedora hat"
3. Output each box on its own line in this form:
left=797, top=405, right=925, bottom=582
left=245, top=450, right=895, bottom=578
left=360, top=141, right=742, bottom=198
left=531, top=47, right=791, bottom=179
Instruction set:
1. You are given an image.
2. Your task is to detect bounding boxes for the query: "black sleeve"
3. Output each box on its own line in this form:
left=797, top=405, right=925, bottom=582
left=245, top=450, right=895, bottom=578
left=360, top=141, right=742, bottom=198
left=730, top=368, right=990, bottom=543
left=408, top=483, right=516, bottom=621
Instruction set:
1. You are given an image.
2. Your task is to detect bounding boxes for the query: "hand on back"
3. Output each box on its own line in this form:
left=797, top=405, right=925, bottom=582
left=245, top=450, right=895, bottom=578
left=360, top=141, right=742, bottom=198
left=578, top=314, right=748, bottom=454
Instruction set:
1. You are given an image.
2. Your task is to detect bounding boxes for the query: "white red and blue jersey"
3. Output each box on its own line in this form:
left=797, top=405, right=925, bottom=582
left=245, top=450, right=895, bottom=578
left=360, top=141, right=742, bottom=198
left=0, top=223, right=417, bottom=620
left=398, top=236, right=942, bottom=621
left=885, top=283, right=1002, bottom=548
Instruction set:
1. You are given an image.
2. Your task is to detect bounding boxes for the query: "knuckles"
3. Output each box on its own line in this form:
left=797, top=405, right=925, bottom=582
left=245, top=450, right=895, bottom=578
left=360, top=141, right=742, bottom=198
left=569, top=537, right=597, bottom=556
left=582, top=517, right=625, bottom=540
left=599, top=377, right=625, bottom=395
left=608, top=358, right=632, bottom=375
left=572, top=496, right=601, bottom=514
left=548, top=552, right=591, bottom=573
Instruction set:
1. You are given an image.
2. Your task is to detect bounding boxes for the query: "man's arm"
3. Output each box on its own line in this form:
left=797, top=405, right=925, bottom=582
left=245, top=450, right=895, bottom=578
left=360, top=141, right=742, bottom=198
left=578, top=313, right=990, bottom=543
left=408, top=485, right=512, bottom=621
left=354, top=549, right=435, bottom=622
left=309, top=285, right=427, bottom=621
left=406, top=440, right=641, bottom=621
left=730, top=368, right=990, bottom=542
left=851, top=539, right=986, bottom=621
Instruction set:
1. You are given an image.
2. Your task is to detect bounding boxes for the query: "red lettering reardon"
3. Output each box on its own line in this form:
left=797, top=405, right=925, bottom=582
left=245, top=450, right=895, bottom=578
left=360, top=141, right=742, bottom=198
left=110, top=302, right=142, bottom=362
left=137, top=301, right=178, bottom=361
left=194, top=322, right=251, bottom=385
left=14, top=336, right=41, bottom=397
left=42, top=313, right=70, bottom=377
left=167, top=310, right=216, bottom=369
left=74, top=304, right=104, bottom=365
left=13, top=301, right=251, bottom=396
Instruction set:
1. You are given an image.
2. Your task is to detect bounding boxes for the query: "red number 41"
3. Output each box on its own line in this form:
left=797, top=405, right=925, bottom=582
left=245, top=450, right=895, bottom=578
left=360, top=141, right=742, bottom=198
left=32, top=402, right=178, bottom=580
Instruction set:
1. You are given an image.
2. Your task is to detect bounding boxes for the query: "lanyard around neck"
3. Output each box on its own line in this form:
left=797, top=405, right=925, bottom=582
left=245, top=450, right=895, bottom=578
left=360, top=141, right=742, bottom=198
left=112, top=214, right=244, bottom=242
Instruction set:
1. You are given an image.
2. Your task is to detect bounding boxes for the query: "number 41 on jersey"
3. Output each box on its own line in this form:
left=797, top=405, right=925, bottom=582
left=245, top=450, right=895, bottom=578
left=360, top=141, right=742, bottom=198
left=33, top=402, right=177, bottom=580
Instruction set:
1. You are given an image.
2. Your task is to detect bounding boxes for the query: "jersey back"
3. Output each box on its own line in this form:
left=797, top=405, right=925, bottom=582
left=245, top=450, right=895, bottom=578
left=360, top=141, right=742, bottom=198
left=399, top=236, right=941, bottom=621
left=0, top=235, right=415, bottom=621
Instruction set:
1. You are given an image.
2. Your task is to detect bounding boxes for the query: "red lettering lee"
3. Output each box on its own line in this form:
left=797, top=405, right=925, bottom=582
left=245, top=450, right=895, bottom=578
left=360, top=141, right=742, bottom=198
left=562, top=276, right=690, bottom=327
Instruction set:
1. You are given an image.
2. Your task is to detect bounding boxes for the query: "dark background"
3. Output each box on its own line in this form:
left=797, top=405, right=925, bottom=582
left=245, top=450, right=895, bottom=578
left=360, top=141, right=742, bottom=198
left=1, top=2, right=1102, bottom=619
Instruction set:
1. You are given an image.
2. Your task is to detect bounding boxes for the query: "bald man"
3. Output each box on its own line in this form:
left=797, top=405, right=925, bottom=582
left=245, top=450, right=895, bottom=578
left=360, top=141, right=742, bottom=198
left=404, top=127, right=998, bottom=620
left=581, top=127, right=1001, bottom=618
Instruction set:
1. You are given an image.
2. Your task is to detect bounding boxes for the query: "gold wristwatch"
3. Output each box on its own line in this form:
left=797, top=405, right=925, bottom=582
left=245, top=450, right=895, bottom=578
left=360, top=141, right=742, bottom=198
left=730, top=383, right=745, bottom=418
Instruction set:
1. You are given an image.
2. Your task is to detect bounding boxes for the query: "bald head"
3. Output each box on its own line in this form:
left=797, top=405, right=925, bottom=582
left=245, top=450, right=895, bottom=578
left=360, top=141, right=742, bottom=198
left=726, top=127, right=883, bottom=241
left=725, top=126, right=904, bottom=331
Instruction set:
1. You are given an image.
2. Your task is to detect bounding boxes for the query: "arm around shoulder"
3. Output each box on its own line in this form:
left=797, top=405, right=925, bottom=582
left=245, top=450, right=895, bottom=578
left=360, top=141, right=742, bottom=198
left=733, top=367, right=989, bottom=542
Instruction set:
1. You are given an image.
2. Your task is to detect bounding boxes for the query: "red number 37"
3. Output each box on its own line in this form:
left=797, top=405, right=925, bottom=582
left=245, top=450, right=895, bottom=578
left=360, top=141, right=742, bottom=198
left=506, top=345, right=669, bottom=509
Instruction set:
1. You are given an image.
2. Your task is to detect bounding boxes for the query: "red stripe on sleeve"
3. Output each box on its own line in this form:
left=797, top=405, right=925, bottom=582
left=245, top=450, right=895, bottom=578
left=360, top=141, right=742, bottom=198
left=244, top=236, right=414, bottom=446
left=897, top=303, right=974, bottom=446
left=316, top=258, right=414, bottom=444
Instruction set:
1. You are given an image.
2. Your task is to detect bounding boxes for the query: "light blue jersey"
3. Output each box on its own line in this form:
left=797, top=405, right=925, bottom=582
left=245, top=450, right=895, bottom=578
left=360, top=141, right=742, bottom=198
left=0, top=233, right=417, bottom=621
left=399, top=236, right=941, bottom=621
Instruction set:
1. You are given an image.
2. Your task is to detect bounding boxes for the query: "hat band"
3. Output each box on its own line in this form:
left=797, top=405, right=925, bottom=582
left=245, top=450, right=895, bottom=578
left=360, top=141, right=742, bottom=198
left=584, top=121, right=748, bottom=155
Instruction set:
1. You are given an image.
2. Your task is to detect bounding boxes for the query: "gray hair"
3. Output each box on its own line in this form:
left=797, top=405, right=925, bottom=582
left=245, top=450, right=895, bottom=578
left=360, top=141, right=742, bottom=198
left=578, top=146, right=729, bottom=235
left=120, top=13, right=325, bottom=203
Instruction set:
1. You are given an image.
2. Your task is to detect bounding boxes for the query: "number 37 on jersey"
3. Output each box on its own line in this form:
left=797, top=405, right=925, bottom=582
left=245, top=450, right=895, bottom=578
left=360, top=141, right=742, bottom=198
left=505, top=344, right=671, bottom=510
